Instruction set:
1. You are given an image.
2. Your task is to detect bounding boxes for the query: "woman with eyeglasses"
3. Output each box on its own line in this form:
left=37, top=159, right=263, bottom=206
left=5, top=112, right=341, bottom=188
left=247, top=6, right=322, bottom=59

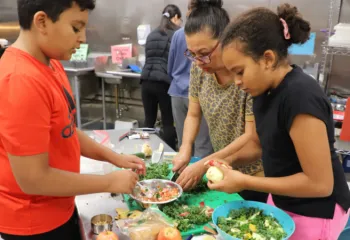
left=140, top=4, right=182, bottom=150
left=172, top=0, right=267, bottom=203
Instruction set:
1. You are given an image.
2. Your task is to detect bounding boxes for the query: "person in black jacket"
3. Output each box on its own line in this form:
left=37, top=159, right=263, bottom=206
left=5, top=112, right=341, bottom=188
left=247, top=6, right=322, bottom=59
left=141, top=4, right=182, bottom=150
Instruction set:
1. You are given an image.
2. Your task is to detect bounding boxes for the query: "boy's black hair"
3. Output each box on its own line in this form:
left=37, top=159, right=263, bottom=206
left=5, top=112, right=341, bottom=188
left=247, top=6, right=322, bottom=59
left=17, top=0, right=96, bottom=30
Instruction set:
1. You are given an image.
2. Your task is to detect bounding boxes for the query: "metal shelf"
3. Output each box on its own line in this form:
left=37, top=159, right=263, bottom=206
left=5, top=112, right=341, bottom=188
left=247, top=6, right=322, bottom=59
left=318, top=0, right=343, bottom=92
left=337, top=149, right=350, bottom=156
left=323, top=45, right=350, bottom=56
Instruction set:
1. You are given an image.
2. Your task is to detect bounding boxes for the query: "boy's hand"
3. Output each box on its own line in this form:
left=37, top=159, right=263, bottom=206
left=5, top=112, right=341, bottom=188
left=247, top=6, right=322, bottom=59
left=105, top=170, right=139, bottom=194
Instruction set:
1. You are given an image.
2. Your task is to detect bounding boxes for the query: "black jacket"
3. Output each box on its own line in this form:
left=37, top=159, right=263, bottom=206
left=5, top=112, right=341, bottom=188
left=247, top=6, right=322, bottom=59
left=141, top=28, right=176, bottom=84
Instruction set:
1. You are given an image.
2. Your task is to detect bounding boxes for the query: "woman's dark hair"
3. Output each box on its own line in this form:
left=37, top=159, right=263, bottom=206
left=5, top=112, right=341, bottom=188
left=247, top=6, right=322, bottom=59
left=17, top=0, right=96, bottom=30
left=160, top=4, right=182, bottom=32
left=221, top=3, right=311, bottom=66
left=185, top=0, right=230, bottom=39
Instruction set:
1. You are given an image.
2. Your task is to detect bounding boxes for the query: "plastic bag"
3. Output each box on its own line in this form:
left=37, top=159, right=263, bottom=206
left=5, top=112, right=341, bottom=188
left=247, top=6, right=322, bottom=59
left=116, top=207, right=175, bottom=240
left=89, top=130, right=115, bottom=150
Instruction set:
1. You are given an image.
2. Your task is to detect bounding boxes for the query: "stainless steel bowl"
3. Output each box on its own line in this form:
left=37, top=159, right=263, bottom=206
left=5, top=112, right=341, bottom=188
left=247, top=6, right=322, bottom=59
left=91, top=214, right=113, bottom=235
left=129, top=179, right=183, bottom=205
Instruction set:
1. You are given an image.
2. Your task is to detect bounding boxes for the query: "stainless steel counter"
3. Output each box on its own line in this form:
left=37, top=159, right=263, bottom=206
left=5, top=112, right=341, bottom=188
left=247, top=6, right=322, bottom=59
left=94, top=71, right=141, bottom=126
left=76, top=193, right=128, bottom=240
left=65, top=67, right=95, bottom=75
left=76, top=129, right=174, bottom=240
left=105, top=71, right=141, bottom=79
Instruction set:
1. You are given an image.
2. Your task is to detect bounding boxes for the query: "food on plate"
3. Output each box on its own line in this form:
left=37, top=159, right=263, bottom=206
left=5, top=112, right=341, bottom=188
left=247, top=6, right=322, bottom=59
left=162, top=202, right=213, bottom=232
left=96, top=231, right=119, bottom=240
left=206, top=166, right=224, bottom=183
left=139, top=163, right=171, bottom=181
left=157, top=227, right=182, bottom=240
left=139, top=185, right=179, bottom=202
left=217, top=207, right=287, bottom=240
left=142, top=143, right=153, bottom=157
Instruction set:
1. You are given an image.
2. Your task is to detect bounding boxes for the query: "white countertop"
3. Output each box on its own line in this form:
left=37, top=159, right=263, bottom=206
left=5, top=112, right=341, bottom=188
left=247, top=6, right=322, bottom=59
left=76, top=130, right=174, bottom=240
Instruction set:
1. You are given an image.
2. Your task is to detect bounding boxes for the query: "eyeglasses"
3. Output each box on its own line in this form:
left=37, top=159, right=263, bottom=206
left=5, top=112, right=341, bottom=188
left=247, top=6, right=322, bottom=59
left=184, top=42, right=219, bottom=64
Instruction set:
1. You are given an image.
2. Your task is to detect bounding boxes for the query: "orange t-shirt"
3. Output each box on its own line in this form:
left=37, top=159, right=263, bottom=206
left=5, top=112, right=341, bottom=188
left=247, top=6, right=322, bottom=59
left=0, top=47, right=80, bottom=235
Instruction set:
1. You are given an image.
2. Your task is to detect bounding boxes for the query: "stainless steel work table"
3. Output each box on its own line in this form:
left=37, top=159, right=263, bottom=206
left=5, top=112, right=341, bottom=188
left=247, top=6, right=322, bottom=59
left=94, top=71, right=141, bottom=129
left=64, top=66, right=97, bottom=129
left=76, top=129, right=174, bottom=240
left=105, top=71, right=141, bottom=79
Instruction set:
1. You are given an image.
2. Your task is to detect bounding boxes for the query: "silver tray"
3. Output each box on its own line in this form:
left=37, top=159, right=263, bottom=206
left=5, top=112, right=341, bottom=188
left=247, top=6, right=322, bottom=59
left=129, top=179, right=183, bottom=205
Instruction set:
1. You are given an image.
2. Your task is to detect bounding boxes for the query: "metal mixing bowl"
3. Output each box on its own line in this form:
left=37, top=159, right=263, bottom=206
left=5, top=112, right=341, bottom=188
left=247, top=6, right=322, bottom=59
left=91, top=214, right=113, bottom=235
left=129, top=179, right=183, bottom=205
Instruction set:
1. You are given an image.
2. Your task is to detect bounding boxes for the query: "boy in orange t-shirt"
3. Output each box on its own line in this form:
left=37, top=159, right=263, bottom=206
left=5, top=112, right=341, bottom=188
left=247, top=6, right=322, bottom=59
left=0, top=1, right=145, bottom=239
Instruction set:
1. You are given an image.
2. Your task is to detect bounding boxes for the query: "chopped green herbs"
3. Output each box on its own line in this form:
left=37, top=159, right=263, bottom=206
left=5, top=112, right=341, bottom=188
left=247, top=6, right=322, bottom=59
left=217, top=208, right=287, bottom=240
left=139, top=163, right=170, bottom=181
left=161, top=202, right=211, bottom=232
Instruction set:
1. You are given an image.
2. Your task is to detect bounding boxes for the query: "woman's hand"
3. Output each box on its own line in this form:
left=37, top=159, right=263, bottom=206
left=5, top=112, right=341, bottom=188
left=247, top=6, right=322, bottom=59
left=204, top=159, right=232, bottom=169
left=172, top=149, right=192, bottom=173
left=176, top=161, right=206, bottom=191
left=207, top=162, right=246, bottom=194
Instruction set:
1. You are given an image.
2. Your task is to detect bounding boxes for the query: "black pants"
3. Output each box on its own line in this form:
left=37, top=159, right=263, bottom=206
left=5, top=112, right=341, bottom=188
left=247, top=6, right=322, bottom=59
left=239, top=190, right=269, bottom=203
left=141, top=81, right=176, bottom=149
left=0, top=209, right=81, bottom=240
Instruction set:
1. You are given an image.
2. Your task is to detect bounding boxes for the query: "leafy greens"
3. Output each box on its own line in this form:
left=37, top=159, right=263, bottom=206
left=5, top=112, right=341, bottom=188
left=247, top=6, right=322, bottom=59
left=161, top=202, right=211, bottom=232
left=217, top=208, right=287, bottom=240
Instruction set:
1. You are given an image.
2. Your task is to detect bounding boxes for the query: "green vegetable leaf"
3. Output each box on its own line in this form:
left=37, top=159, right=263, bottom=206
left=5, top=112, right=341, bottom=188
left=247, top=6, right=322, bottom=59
left=219, top=207, right=287, bottom=240
left=161, top=202, right=211, bottom=232
left=139, top=163, right=170, bottom=180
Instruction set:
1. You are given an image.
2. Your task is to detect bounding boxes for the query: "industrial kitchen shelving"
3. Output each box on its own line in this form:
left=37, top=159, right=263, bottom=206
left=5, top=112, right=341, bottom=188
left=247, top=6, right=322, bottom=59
left=323, top=45, right=350, bottom=56
left=319, top=0, right=345, bottom=91
left=319, top=0, right=350, bottom=157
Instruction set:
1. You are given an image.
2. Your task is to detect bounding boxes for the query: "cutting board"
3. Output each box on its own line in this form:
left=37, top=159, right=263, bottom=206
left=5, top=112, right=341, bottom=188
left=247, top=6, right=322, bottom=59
left=120, top=164, right=243, bottom=237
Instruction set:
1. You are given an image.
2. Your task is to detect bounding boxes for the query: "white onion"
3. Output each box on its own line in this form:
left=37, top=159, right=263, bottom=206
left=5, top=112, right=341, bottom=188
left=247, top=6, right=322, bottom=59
left=206, top=166, right=224, bottom=183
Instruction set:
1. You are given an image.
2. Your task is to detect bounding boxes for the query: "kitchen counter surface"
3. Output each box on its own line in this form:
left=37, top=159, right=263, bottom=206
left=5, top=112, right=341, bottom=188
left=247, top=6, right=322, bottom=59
left=76, top=129, right=174, bottom=240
